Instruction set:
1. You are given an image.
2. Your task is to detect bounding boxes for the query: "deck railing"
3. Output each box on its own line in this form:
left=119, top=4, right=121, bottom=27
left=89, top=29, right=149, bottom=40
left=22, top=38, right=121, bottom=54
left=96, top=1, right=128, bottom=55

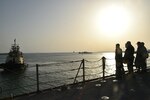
left=0, top=56, right=150, bottom=99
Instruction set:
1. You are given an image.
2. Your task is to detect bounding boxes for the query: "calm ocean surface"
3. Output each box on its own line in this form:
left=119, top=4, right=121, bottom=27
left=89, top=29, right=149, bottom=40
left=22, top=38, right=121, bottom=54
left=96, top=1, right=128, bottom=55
left=0, top=52, right=149, bottom=98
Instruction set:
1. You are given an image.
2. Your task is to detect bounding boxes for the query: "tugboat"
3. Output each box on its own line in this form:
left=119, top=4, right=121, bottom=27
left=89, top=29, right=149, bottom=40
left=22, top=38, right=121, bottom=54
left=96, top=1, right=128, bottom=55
left=0, top=39, right=26, bottom=70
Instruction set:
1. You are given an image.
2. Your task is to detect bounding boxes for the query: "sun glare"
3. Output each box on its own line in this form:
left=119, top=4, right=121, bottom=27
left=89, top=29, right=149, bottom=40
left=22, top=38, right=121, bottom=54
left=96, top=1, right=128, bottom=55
left=94, top=5, right=132, bottom=37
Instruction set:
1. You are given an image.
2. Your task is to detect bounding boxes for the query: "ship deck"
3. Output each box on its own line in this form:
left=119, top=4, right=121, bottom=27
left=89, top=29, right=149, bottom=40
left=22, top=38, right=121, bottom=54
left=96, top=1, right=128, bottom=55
left=15, top=70, right=150, bottom=100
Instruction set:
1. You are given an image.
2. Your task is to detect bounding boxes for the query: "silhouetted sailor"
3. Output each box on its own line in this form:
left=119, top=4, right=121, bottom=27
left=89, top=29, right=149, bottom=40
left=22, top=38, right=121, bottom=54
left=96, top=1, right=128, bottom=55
left=123, top=41, right=134, bottom=74
left=115, top=43, right=124, bottom=79
left=135, top=42, right=149, bottom=73
left=135, top=42, right=143, bottom=73
left=141, top=42, right=149, bottom=72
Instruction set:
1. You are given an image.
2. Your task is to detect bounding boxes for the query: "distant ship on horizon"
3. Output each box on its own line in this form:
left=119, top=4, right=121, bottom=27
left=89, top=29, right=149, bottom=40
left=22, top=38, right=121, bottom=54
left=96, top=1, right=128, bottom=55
left=78, top=51, right=92, bottom=54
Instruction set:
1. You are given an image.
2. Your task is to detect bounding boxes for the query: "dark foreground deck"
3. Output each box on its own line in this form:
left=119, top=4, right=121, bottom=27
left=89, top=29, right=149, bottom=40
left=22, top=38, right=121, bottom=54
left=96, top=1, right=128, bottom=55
left=15, top=70, right=150, bottom=100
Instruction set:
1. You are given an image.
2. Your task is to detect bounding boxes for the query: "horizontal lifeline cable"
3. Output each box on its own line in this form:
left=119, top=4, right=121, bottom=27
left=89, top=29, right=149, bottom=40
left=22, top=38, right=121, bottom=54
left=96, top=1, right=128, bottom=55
left=84, top=58, right=102, bottom=63
left=85, top=72, right=103, bottom=77
left=84, top=59, right=103, bottom=69
left=38, top=68, right=79, bottom=76
left=105, top=65, right=115, bottom=72
left=105, top=64, right=115, bottom=67
left=105, top=58, right=115, bottom=60
left=0, top=74, right=35, bottom=84
left=2, top=83, right=37, bottom=93
left=38, top=73, right=77, bottom=82
left=2, top=67, right=37, bottom=83
left=37, top=60, right=85, bottom=87
left=104, top=70, right=115, bottom=74
left=26, top=64, right=36, bottom=68
left=39, top=76, right=80, bottom=86
left=38, top=81, right=55, bottom=87
left=85, top=65, right=103, bottom=70
left=0, top=74, right=37, bottom=95
left=38, top=60, right=82, bottom=67
left=0, top=74, right=36, bottom=86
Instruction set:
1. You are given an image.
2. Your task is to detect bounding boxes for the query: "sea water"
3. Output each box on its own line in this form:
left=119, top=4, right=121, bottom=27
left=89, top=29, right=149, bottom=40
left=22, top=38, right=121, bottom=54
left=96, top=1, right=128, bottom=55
left=0, top=52, right=149, bottom=98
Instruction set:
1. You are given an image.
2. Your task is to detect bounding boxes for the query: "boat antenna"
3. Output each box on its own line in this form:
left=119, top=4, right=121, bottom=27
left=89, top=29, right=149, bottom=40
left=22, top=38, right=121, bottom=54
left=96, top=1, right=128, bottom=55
left=14, top=39, right=16, bottom=45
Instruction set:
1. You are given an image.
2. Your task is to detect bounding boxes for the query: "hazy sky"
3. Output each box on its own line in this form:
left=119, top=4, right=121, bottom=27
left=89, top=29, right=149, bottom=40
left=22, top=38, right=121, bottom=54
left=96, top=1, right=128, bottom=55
left=0, top=0, right=150, bottom=53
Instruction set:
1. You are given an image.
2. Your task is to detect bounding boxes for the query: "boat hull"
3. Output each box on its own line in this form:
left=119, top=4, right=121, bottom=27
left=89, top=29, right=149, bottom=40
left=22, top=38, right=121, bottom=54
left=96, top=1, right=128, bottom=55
left=0, top=63, right=27, bottom=71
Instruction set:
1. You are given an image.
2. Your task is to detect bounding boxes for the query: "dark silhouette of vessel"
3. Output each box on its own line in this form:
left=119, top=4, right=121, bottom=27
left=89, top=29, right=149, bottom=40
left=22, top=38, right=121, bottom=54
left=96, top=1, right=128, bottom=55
left=0, top=39, right=27, bottom=70
left=78, top=51, right=92, bottom=54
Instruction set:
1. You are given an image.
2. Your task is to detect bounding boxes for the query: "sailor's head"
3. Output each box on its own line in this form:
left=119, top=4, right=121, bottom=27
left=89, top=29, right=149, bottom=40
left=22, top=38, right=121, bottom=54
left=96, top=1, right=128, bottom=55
left=116, top=43, right=120, bottom=48
left=141, top=42, right=145, bottom=46
left=125, top=41, right=131, bottom=48
left=137, top=41, right=141, bottom=46
left=127, top=41, right=131, bottom=45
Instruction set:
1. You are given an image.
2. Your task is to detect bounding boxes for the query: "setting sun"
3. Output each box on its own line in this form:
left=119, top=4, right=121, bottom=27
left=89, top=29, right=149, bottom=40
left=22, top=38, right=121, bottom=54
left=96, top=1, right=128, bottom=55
left=94, top=5, right=133, bottom=37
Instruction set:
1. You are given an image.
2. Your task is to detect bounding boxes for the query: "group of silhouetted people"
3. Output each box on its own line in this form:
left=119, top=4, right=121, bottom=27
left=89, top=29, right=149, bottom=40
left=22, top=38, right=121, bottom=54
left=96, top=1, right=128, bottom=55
left=115, top=41, right=149, bottom=80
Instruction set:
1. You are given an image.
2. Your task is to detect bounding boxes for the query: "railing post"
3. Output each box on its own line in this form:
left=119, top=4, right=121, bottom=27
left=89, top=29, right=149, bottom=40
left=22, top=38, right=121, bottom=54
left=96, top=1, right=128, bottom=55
left=102, top=56, right=106, bottom=80
left=73, top=60, right=83, bottom=84
left=36, top=64, right=39, bottom=92
left=82, top=59, right=85, bottom=83
left=0, top=87, right=2, bottom=94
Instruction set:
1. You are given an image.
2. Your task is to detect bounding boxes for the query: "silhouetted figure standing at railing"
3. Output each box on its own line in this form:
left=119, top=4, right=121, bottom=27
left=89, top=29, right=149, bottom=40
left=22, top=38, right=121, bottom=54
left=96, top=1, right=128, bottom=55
left=123, top=41, right=135, bottom=74
left=115, top=43, right=125, bottom=79
left=141, top=42, right=149, bottom=72
left=135, top=42, right=149, bottom=73
left=135, top=42, right=143, bottom=73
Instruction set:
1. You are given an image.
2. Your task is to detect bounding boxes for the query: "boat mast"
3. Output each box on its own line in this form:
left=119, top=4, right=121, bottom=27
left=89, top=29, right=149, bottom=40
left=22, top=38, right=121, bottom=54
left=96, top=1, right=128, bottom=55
left=14, top=39, right=16, bottom=46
